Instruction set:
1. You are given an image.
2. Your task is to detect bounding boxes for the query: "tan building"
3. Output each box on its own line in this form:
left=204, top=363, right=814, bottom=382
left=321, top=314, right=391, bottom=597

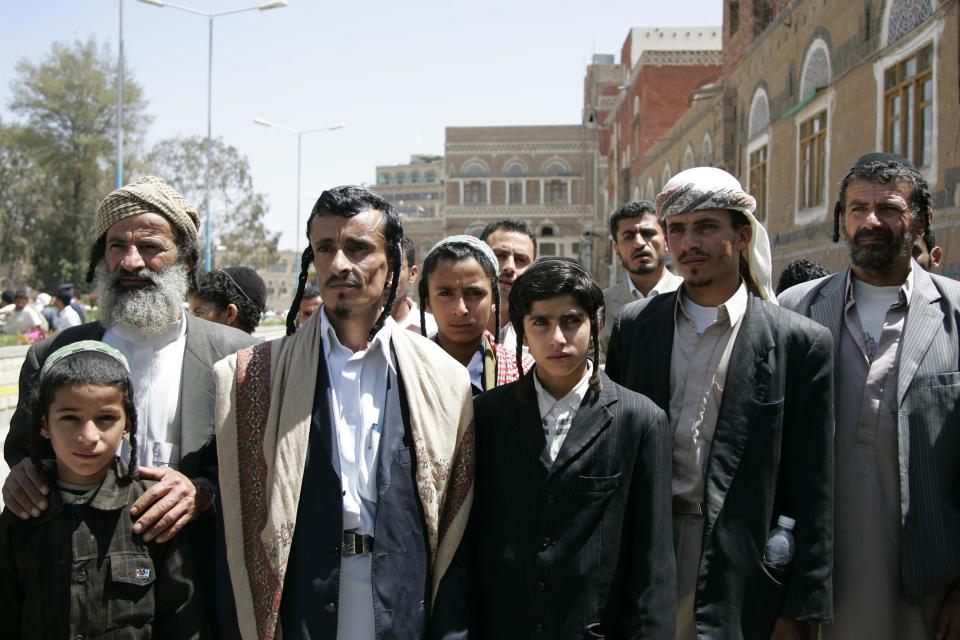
left=258, top=249, right=301, bottom=314
left=620, top=0, right=960, bottom=280
left=373, top=155, right=446, bottom=265
left=443, top=125, right=600, bottom=277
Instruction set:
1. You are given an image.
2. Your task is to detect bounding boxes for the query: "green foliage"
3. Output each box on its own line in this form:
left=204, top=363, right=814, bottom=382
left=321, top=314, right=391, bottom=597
left=146, top=136, right=280, bottom=270
left=3, top=38, right=150, bottom=291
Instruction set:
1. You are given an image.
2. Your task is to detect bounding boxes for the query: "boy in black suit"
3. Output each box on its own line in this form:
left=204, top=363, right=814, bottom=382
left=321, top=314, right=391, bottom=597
left=468, top=257, right=675, bottom=639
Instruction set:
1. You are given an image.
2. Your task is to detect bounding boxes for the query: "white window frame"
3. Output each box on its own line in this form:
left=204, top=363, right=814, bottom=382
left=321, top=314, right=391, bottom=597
left=793, top=89, right=834, bottom=225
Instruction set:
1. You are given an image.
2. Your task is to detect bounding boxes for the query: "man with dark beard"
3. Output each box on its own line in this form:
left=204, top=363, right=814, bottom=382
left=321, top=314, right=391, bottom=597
left=600, top=200, right=682, bottom=355
left=2, top=176, right=257, bottom=632
left=779, top=153, right=960, bottom=640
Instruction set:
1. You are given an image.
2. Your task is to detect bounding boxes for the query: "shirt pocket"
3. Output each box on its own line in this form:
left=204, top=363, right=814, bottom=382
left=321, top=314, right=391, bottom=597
left=107, top=552, right=157, bottom=629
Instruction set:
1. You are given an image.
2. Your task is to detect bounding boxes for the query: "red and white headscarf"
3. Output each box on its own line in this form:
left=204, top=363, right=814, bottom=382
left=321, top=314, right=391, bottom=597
left=656, top=167, right=777, bottom=303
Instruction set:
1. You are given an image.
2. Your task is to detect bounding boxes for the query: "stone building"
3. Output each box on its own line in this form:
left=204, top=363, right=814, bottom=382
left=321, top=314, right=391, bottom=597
left=374, top=154, right=446, bottom=265
left=621, top=0, right=960, bottom=279
left=443, top=125, right=599, bottom=277
left=258, top=249, right=301, bottom=314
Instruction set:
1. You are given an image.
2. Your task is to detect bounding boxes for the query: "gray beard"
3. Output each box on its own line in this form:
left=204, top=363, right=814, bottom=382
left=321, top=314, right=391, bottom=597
left=94, top=262, right=188, bottom=335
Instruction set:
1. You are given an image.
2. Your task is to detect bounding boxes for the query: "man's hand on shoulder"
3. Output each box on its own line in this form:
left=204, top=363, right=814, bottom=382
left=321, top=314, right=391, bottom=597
left=1, top=459, right=49, bottom=519
left=130, top=466, right=213, bottom=543
left=937, top=585, right=960, bottom=640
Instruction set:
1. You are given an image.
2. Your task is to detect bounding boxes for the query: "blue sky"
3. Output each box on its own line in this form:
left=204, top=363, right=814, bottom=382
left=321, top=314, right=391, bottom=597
left=2, top=0, right=721, bottom=250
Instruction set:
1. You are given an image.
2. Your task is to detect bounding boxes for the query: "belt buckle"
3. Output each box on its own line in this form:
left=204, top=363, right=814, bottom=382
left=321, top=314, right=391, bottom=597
left=673, top=496, right=704, bottom=516
left=342, top=532, right=357, bottom=555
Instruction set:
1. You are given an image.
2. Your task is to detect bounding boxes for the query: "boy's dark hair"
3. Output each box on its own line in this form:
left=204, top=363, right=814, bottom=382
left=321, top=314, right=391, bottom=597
left=418, top=242, right=501, bottom=353
left=29, top=350, right=139, bottom=481
left=402, top=237, right=416, bottom=268
left=608, top=200, right=660, bottom=238
left=508, top=257, right=603, bottom=398
left=479, top=218, right=537, bottom=258
left=189, top=268, right=266, bottom=334
left=775, top=259, right=830, bottom=295
left=833, top=154, right=931, bottom=243
left=286, top=186, right=403, bottom=338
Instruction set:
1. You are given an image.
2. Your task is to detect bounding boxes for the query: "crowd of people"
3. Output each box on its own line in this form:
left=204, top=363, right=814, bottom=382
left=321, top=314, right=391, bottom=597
left=0, top=152, right=957, bottom=640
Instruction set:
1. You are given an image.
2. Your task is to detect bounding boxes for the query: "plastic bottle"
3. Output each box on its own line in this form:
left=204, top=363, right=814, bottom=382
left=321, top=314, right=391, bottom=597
left=762, top=515, right=796, bottom=572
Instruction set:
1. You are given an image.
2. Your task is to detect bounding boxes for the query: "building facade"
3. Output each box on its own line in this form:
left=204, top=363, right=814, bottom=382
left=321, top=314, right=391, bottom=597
left=620, top=0, right=960, bottom=279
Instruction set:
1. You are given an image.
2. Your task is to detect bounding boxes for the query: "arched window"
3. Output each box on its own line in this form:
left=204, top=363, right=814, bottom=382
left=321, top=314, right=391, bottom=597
left=410, top=171, right=421, bottom=184
left=395, top=172, right=406, bottom=185
left=748, top=88, right=771, bottom=139
left=702, top=133, right=715, bottom=166
left=378, top=173, right=391, bottom=186
left=424, top=170, right=438, bottom=182
left=799, top=38, right=832, bottom=100
left=886, top=0, right=933, bottom=46
left=661, top=163, right=673, bottom=188
left=544, top=160, right=570, bottom=175
left=541, top=226, right=555, bottom=237
left=633, top=96, right=640, bottom=117
left=645, top=177, right=656, bottom=200
left=463, top=161, right=489, bottom=176
left=504, top=161, right=525, bottom=175
left=681, top=144, right=696, bottom=170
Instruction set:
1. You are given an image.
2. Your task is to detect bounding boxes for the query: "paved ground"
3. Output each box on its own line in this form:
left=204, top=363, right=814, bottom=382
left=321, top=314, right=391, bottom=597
left=0, top=323, right=287, bottom=508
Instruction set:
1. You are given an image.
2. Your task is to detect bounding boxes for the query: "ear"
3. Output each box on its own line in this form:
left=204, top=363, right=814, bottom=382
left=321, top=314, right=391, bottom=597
left=40, top=416, right=50, bottom=440
left=736, top=220, right=753, bottom=251
left=225, top=303, right=239, bottom=326
left=408, top=264, right=419, bottom=284
left=124, top=417, right=132, bottom=437
left=931, top=246, right=943, bottom=268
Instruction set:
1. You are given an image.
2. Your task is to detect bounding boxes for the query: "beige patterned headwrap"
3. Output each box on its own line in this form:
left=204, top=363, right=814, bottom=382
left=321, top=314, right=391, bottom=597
left=95, top=176, right=200, bottom=241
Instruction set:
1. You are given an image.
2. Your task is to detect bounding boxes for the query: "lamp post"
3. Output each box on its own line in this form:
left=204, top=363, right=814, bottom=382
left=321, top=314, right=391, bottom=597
left=253, top=118, right=346, bottom=256
left=116, top=0, right=124, bottom=188
left=137, top=0, right=288, bottom=271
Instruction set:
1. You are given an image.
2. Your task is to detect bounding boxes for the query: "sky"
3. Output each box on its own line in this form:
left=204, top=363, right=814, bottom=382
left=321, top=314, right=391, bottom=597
left=1, top=0, right=721, bottom=251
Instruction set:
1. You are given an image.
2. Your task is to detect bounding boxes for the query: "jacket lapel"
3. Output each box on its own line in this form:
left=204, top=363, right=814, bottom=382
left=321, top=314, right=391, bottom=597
left=548, top=375, right=616, bottom=479
left=703, top=295, right=775, bottom=534
left=636, top=293, right=677, bottom=413
left=897, top=269, right=943, bottom=405
left=179, top=316, right=214, bottom=460
left=512, top=375, right=550, bottom=468
left=312, top=346, right=341, bottom=477
left=377, top=353, right=404, bottom=497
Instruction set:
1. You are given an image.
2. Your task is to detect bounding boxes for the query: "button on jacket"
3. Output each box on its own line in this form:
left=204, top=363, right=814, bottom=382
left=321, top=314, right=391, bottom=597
left=0, top=458, right=208, bottom=639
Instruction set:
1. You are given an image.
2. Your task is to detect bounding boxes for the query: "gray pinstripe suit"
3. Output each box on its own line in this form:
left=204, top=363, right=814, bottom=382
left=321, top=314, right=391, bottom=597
left=779, top=264, right=960, bottom=623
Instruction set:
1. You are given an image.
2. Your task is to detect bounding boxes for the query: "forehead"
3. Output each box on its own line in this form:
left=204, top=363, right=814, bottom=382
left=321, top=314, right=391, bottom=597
left=106, top=212, right=176, bottom=240
left=528, top=294, right=586, bottom=316
left=665, top=208, right=733, bottom=226
left=51, top=383, right=124, bottom=407
left=486, top=229, right=534, bottom=255
left=309, top=209, right=385, bottom=242
left=616, top=211, right=661, bottom=234
left=845, top=178, right=912, bottom=202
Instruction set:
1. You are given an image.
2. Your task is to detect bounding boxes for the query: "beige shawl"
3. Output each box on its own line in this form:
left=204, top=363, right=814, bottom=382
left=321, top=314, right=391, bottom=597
left=214, top=313, right=474, bottom=640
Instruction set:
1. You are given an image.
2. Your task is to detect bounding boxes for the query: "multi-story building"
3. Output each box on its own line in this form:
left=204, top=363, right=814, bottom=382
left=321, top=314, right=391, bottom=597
left=258, top=249, right=301, bottom=314
left=620, top=0, right=959, bottom=279
left=374, top=155, right=446, bottom=265
left=443, top=125, right=599, bottom=276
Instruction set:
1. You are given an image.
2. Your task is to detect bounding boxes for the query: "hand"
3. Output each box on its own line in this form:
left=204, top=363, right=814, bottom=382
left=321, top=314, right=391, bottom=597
left=130, top=467, right=206, bottom=543
left=770, top=618, right=807, bottom=640
left=937, top=586, right=960, bottom=640
left=1, top=459, right=49, bottom=519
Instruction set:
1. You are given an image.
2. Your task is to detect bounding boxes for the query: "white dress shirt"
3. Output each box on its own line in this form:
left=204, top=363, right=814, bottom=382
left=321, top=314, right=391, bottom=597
left=533, top=361, right=593, bottom=465
left=320, top=307, right=394, bottom=537
left=627, top=268, right=684, bottom=300
left=105, top=313, right=186, bottom=469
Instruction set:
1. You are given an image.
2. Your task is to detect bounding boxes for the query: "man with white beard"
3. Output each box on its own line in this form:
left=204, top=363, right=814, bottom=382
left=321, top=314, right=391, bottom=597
left=2, top=176, right=256, bottom=630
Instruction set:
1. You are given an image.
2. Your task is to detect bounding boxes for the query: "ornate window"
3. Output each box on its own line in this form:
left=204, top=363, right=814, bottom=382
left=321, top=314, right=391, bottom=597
left=508, top=179, right=524, bottom=204
left=681, top=144, right=696, bottom=170
left=463, top=161, right=489, bottom=177
left=748, top=89, right=770, bottom=139
left=747, top=88, right=771, bottom=223
left=645, top=177, right=656, bottom=200
left=505, top=162, right=525, bottom=175
left=424, top=170, right=438, bottom=182
left=544, top=180, right=568, bottom=205
left=748, top=145, right=768, bottom=222
left=410, top=171, right=421, bottom=184
left=661, top=163, right=673, bottom=188
left=799, top=39, right=832, bottom=100
left=884, top=43, right=933, bottom=167
left=886, top=0, right=933, bottom=46
left=395, top=172, right=406, bottom=185
left=464, top=181, right=487, bottom=205
left=377, top=173, right=391, bottom=186
left=544, top=160, right=569, bottom=175
left=799, top=111, right=828, bottom=209
left=701, top=133, right=715, bottom=166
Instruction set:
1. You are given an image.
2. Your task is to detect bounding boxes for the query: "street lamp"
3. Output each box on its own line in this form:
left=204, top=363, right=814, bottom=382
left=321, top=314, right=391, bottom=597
left=253, top=118, right=346, bottom=256
left=116, top=0, right=125, bottom=189
left=137, top=0, right=288, bottom=272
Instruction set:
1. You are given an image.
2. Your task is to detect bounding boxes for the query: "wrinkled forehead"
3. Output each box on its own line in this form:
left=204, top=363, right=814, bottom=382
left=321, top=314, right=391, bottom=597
left=310, top=208, right=388, bottom=246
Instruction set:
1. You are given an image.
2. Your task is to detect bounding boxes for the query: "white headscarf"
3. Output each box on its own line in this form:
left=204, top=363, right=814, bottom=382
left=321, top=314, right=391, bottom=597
left=656, top=167, right=777, bottom=303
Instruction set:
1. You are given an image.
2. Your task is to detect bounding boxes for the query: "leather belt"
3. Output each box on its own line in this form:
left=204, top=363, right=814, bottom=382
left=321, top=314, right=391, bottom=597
left=342, top=531, right=374, bottom=556
left=672, top=496, right=704, bottom=516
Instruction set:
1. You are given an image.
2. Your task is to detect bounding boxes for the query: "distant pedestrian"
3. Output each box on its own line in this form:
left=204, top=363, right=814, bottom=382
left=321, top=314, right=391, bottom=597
left=1, top=289, right=47, bottom=337
left=295, top=285, right=322, bottom=330
left=388, top=237, right=438, bottom=337
left=479, top=219, right=537, bottom=351
left=775, top=258, right=830, bottom=295
left=52, top=290, right=82, bottom=331
left=187, top=267, right=267, bottom=334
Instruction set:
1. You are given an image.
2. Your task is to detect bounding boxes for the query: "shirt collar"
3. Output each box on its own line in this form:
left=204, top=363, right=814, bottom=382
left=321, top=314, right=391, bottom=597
left=320, top=305, right=395, bottom=365
left=533, top=359, right=593, bottom=417
left=843, top=261, right=915, bottom=311
left=108, top=310, right=185, bottom=348
left=37, top=458, right=132, bottom=522
left=675, top=280, right=749, bottom=326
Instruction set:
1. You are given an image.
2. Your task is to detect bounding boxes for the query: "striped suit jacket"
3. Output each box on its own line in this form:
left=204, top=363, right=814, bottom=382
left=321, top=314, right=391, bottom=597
left=778, top=265, right=960, bottom=596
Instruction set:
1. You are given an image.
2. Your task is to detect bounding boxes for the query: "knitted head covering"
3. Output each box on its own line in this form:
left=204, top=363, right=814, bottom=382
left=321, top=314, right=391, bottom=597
left=426, top=235, right=500, bottom=277
left=95, top=176, right=200, bottom=241
left=40, top=340, right=130, bottom=382
left=656, top=166, right=777, bottom=302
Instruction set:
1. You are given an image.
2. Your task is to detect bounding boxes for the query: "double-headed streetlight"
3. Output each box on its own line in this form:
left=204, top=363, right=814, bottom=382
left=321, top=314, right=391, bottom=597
left=138, top=0, right=288, bottom=271
left=254, top=118, right=346, bottom=256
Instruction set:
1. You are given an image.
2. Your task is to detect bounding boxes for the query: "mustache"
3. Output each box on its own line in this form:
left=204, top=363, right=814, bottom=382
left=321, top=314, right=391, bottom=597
left=853, top=227, right=895, bottom=244
left=111, top=267, right=163, bottom=286
left=325, top=274, right=363, bottom=287
left=677, top=249, right=709, bottom=261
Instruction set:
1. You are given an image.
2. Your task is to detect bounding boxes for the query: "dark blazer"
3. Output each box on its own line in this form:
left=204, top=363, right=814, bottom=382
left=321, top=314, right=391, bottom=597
left=468, top=369, right=675, bottom=639
left=3, top=315, right=256, bottom=637
left=779, top=266, right=960, bottom=596
left=606, top=290, right=835, bottom=639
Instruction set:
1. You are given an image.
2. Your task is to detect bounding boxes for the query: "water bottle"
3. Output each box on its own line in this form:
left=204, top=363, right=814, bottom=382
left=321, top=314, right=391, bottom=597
left=762, top=515, right=796, bottom=577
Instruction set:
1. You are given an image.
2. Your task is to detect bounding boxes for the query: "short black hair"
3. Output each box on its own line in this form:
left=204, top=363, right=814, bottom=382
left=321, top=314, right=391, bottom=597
left=479, top=219, right=537, bottom=258
left=508, top=257, right=603, bottom=398
left=55, top=291, right=72, bottom=306
left=30, top=350, right=138, bottom=480
left=301, top=285, right=321, bottom=302
left=189, top=268, right=265, bottom=334
left=608, top=200, right=659, bottom=238
left=402, top=237, right=416, bottom=268
left=834, top=156, right=931, bottom=243
left=14, top=288, right=29, bottom=301
left=286, top=185, right=403, bottom=338
left=1, top=290, right=14, bottom=305
left=775, top=259, right=830, bottom=295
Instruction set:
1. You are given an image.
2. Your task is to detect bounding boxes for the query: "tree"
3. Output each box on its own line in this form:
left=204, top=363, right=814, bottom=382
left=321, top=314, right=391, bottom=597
left=7, top=38, right=150, bottom=291
left=0, top=121, right=45, bottom=285
left=145, top=136, right=280, bottom=270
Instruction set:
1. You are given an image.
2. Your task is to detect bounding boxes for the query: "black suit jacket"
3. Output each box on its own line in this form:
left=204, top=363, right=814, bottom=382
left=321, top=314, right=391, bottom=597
left=469, top=370, right=675, bottom=639
left=606, top=290, right=835, bottom=639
